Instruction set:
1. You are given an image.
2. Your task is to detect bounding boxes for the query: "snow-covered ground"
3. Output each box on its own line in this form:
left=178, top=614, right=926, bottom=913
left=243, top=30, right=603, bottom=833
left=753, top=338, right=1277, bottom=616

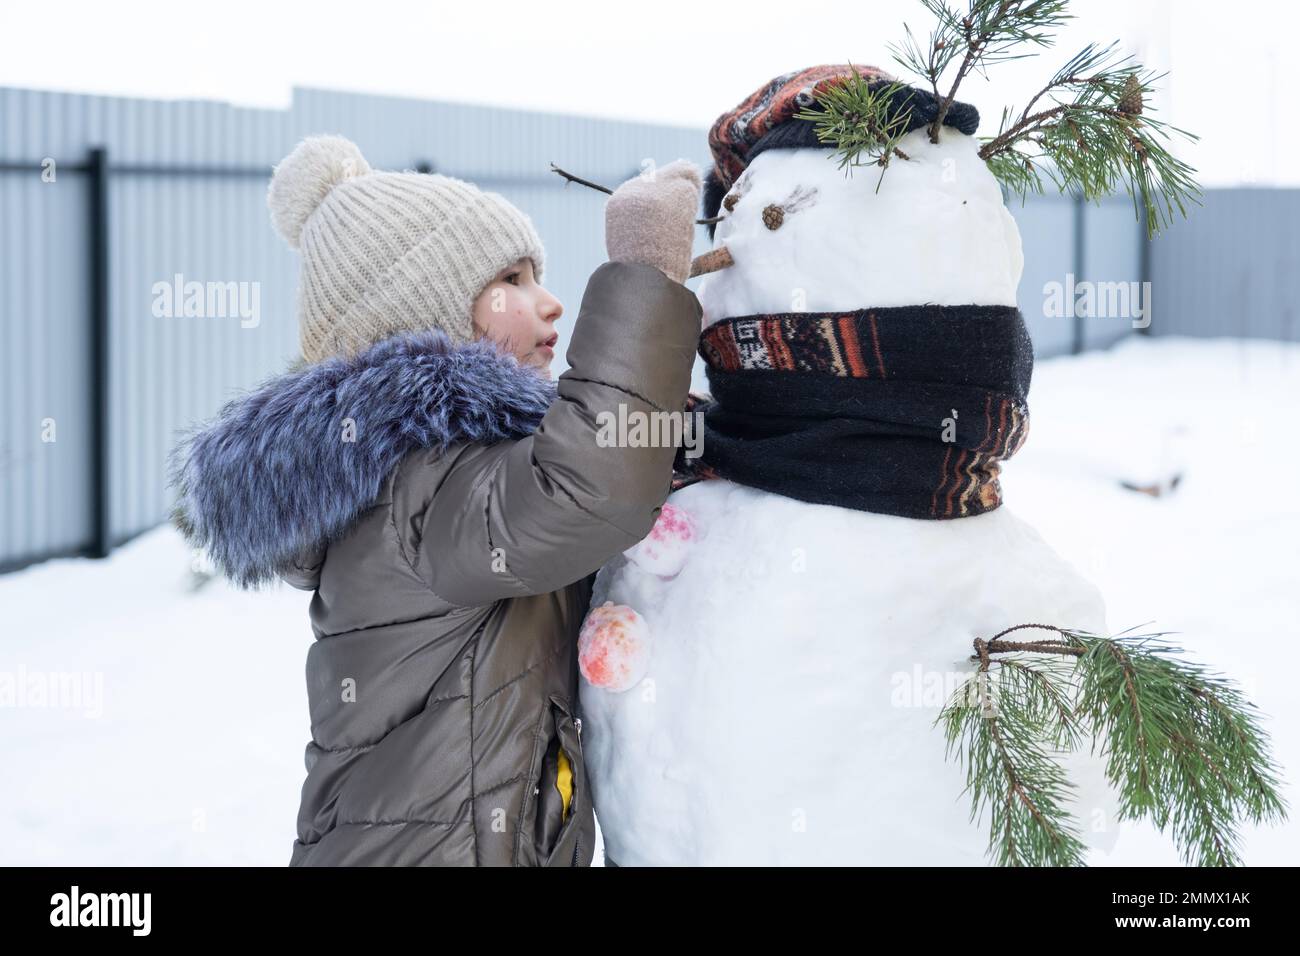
left=1, top=336, right=1296, bottom=866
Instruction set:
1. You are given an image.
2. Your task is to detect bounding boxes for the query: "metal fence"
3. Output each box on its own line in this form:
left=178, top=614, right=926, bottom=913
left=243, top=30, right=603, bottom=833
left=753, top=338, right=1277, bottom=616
left=0, top=86, right=708, bottom=571
left=1147, top=188, right=1300, bottom=343
left=0, top=84, right=1292, bottom=572
left=1012, top=192, right=1145, bottom=355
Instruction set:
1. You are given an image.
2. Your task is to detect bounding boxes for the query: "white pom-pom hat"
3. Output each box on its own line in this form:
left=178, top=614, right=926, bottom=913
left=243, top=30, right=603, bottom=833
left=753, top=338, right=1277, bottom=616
left=267, top=135, right=546, bottom=363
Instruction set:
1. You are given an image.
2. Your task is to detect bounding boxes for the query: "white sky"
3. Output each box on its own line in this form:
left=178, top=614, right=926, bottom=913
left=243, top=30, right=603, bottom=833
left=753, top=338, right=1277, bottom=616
left=1, top=0, right=1293, bottom=186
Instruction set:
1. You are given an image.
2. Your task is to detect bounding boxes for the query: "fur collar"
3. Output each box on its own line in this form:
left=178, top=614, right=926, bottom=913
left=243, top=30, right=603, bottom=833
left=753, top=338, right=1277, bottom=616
left=169, top=331, right=556, bottom=588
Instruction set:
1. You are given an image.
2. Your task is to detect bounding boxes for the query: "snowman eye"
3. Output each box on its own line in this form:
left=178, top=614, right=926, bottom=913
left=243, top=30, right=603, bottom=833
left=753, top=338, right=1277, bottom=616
left=721, top=168, right=754, bottom=214
left=761, top=186, right=819, bottom=231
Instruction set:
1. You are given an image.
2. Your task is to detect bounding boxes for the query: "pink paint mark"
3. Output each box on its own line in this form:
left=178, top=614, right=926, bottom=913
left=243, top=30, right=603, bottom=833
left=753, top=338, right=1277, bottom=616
left=648, top=503, right=695, bottom=542
left=579, top=602, right=649, bottom=692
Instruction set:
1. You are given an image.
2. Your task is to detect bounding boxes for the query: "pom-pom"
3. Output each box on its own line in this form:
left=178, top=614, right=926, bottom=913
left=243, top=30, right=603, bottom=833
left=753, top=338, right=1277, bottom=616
left=267, top=135, right=372, bottom=248
left=579, top=602, right=650, bottom=692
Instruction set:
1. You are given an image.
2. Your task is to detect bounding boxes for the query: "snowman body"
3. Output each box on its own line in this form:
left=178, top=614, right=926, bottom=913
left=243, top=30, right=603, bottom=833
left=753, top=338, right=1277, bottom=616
left=579, top=127, right=1115, bottom=866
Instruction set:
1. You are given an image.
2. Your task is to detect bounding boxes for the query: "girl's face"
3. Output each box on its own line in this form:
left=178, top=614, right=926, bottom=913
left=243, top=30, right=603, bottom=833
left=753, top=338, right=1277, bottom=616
left=471, top=258, right=564, bottom=376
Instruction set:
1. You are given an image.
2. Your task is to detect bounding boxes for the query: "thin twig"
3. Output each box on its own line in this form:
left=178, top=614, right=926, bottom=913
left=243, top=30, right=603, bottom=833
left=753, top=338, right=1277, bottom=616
left=550, top=163, right=718, bottom=226
left=550, top=162, right=612, bottom=194
left=931, top=2, right=1012, bottom=142
left=988, top=640, right=1086, bottom=657
left=987, top=622, right=1079, bottom=643
left=978, top=104, right=1069, bottom=160
left=1014, top=72, right=1090, bottom=132
left=970, top=623, right=1088, bottom=661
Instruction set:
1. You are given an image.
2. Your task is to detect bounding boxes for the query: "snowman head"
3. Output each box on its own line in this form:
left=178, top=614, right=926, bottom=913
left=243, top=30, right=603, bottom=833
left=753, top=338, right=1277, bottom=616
left=698, top=65, right=1025, bottom=326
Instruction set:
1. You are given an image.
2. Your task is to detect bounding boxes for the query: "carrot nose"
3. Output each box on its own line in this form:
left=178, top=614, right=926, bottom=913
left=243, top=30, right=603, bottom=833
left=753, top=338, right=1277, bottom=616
left=689, top=246, right=734, bottom=278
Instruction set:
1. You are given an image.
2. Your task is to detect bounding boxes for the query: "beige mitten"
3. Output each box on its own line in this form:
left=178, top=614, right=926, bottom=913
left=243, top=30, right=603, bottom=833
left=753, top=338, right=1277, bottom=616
left=604, top=159, right=703, bottom=284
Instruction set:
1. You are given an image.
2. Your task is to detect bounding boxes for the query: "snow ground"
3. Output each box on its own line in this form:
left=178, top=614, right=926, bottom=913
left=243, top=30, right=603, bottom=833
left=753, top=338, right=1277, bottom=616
left=1, top=336, right=1296, bottom=866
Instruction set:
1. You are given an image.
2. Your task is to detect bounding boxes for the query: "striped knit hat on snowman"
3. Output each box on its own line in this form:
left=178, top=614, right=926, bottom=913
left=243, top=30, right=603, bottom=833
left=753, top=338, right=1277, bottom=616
left=701, top=64, right=981, bottom=235
left=267, top=135, right=546, bottom=364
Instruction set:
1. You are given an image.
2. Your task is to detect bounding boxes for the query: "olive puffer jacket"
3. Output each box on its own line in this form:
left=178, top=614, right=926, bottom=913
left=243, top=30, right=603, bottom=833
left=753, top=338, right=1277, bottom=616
left=170, top=261, right=702, bottom=865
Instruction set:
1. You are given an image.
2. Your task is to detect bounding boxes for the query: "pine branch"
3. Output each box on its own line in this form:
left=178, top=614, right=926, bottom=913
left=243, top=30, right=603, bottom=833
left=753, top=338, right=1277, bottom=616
left=940, top=648, right=1088, bottom=866
left=941, top=624, right=1288, bottom=866
left=975, top=42, right=1201, bottom=236
left=844, top=2, right=1204, bottom=236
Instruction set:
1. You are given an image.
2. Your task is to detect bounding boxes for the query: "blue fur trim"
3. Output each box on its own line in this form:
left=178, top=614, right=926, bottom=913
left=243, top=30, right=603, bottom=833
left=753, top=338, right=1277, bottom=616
left=169, top=331, right=557, bottom=588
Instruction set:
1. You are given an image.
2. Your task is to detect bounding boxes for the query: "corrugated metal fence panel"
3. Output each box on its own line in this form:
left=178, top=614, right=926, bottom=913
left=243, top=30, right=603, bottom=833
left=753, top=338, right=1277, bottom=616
left=114, top=94, right=304, bottom=541
left=1007, top=195, right=1146, bottom=358
left=1150, top=188, right=1300, bottom=342
left=1, top=90, right=94, bottom=564
left=1082, top=197, right=1145, bottom=351
left=1008, top=195, right=1077, bottom=357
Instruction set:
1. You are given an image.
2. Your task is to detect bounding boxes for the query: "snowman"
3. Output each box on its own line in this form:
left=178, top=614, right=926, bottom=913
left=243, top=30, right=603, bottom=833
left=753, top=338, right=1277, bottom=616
left=578, top=65, right=1122, bottom=866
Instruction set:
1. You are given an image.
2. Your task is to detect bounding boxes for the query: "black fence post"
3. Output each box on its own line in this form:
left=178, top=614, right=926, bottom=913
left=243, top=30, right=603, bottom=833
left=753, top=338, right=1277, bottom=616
left=87, top=147, right=111, bottom=559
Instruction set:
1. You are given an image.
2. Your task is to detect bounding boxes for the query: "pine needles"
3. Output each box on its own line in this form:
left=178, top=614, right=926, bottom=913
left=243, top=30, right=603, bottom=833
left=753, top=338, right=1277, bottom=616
left=888, top=0, right=1071, bottom=141
left=941, top=651, right=1088, bottom=866
left=792, top=70, right=913, bottom=192
left=939, top=624, right=1288, bottom=866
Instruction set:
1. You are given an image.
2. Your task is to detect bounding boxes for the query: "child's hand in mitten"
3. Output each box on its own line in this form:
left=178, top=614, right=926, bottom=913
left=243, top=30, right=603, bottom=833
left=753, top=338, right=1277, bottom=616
left=604, top=159, right=702, bottom=285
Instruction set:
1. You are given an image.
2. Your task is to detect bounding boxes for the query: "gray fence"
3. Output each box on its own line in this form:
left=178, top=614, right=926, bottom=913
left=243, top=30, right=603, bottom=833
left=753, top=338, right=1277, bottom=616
left=0, top=86, right=708, bottom=571
left=1147, top=188, right=1300, bottom=343
left=0, top=84, right=1293, bottom=572
left=1013, top=193, right=1146, bottom=355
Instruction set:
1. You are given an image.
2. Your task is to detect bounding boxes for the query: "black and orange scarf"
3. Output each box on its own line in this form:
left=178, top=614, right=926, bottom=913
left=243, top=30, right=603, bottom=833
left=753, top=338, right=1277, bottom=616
left=674, top=304, right=1033, bottom=519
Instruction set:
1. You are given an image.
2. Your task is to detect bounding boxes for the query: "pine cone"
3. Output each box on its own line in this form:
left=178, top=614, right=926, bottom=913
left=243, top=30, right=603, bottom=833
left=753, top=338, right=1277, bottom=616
left=1118, top=75, right=1143, bottom=116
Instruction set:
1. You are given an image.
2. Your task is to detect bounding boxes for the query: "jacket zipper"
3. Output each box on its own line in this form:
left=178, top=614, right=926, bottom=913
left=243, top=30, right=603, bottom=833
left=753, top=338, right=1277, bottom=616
left=571, top=715, right=584, bottom=866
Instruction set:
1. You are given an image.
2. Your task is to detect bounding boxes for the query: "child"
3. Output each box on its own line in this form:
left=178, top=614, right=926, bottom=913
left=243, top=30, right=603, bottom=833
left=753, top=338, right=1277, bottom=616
left=170, top=135, right=703, bottom=866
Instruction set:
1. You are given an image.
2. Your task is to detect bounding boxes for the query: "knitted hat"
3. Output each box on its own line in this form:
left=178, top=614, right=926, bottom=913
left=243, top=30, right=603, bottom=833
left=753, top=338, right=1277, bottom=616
left=703, top=65, right=981, bottom=232
left=268, top=135, right=546, bottom=364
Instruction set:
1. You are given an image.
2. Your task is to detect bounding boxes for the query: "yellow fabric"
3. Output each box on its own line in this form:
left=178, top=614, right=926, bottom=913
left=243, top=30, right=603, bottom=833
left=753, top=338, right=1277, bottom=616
left=556, top=747, right=574, bottom=822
